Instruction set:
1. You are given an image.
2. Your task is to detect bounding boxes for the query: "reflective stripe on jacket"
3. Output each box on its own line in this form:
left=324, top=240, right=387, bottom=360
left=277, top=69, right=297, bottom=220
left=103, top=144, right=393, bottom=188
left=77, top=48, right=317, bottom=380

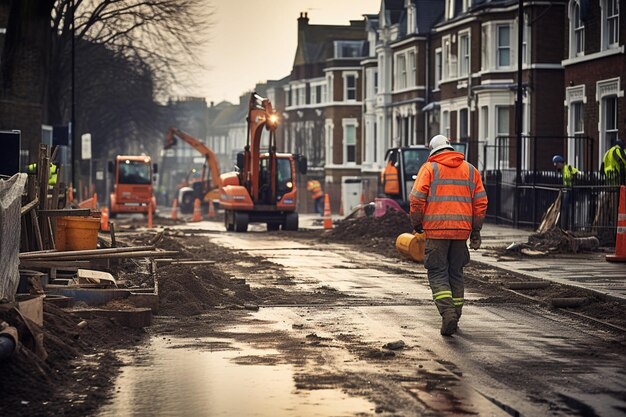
left=409, top=151, right=488, bottom=240
left=307, top=180, right=323, bottom=199
left=382, top=161, right=400, bottom=194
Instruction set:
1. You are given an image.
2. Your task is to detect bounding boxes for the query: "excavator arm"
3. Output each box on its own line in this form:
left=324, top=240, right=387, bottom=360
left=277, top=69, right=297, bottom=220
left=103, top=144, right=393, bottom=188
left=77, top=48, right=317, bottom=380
left=245, top=93, right=279, bottom=202
left=164, top=128, right=222, bottom=191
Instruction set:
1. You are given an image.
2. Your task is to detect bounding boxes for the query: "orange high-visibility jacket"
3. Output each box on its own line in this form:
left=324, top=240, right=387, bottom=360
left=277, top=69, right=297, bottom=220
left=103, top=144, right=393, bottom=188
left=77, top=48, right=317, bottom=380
left=409, top=151, right=488, bottom=240
left=382, top=161, right=400, bottom=195
left=307, top=180, right=324, bottom=199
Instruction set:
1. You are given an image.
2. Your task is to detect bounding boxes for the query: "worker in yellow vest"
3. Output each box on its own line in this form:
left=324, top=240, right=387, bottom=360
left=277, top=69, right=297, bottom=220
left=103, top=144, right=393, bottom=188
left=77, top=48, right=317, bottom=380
left=602, top=139, right=626, bottom=185
left=307, top=179, right=324, bottom=215
left=27, top=162, right=58, bottom=185
left=553, top=155, right=579, bottom=230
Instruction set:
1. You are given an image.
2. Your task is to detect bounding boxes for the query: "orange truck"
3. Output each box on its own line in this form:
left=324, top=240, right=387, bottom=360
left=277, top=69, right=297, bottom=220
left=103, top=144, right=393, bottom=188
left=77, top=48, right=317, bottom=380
left=220, top=93, right=307, bottom=232
left=107, top=155, right=157, bottom=218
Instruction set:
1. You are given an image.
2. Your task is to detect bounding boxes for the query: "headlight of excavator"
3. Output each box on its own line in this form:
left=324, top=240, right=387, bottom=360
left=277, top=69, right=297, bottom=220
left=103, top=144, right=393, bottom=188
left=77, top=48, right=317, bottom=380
left=286, top=181, right=293, bottom=189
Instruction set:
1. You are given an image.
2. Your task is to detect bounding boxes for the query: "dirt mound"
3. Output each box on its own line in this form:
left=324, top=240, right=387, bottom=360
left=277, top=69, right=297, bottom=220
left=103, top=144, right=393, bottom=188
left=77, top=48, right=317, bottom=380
left=0, top=303, right=145, bottom=416
left=326, top=210, right=412, bottom=242
left=158, top=263, right=257, bottom=316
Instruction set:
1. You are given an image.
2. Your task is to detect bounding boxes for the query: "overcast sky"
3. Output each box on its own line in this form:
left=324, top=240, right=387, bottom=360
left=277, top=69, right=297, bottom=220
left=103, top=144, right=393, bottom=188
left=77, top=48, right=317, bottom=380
left=192, top=0, right=380, bottom=104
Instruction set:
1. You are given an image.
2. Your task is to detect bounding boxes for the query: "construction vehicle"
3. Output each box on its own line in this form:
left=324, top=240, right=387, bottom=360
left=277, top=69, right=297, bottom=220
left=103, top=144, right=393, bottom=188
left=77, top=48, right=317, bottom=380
left=377, top=143, right=467, bottom=214
left=107, top=155, right=157, bottom=218
left=220, top=93, right=307, bottom=232
left=163, top=128, right=222, bottom=214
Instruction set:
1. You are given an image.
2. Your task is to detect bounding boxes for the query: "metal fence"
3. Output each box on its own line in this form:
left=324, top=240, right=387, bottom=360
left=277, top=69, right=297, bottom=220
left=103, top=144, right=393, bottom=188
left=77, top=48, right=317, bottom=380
left=482, top=135, right=623, bottom=244
left=485, top=168, right=622, bottom=244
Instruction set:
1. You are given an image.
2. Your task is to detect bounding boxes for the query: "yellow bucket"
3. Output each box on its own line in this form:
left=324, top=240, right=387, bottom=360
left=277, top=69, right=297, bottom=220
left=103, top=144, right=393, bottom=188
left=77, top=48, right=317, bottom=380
left=59, top=216, right=101, bottom=251
left=395, top=232, right=426, bottom=262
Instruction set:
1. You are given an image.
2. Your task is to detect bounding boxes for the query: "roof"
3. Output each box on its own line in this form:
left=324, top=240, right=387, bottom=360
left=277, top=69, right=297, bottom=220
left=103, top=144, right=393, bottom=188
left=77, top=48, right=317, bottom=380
left=414, top=0, right=445, bottom=33
left=293, top=19, right=366, bottom=67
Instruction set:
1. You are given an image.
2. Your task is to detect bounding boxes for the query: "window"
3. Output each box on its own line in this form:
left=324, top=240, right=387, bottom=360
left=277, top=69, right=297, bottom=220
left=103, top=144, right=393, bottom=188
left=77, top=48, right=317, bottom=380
left=408, top=51, right=416, bottom=87
left=496, top=106, right=510, bottom=168
left=435, top=48, right=442, bottom=88
left=374, top=70, right=378, bottom=94
left=285, top=88, right=291, bottom=107
left=334, top=41, right=365, bottom=58
left=344, top=122, right=357, bottom=163
left=603, top=96, right=618, bottom=148
left=459, top=32, right=470, bottom=77
left=442, top=110, right=450, bottom=137
left=570, top=101, right=585, bottom=169
left=442, top=37, right=451, bottom=79
left=345, top=74, right=356, bottom=101
left=481, top=26, right=489, bottom=71
left=497, top=24, right=511, bottom=68
left=397, top=54, right=407, bottom=90
left=311, top=85, right=317, bottom=104
left=571, top=1, right=585, bottom=56
left=604, top=0, right=619, bottom=49
left=459, top=108, right=469, bottom=139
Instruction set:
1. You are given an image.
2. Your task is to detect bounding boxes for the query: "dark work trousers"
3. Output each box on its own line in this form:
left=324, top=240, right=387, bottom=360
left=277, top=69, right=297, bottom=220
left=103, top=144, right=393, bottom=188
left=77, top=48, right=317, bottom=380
left=424, top=238, right=470, bottom=319
left=314, top=196, right=324, bottom=215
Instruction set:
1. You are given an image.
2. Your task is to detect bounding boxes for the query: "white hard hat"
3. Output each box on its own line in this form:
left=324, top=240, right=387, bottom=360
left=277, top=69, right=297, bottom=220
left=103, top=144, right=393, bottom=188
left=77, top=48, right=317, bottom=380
left=428, top=135, right=454, bottom=156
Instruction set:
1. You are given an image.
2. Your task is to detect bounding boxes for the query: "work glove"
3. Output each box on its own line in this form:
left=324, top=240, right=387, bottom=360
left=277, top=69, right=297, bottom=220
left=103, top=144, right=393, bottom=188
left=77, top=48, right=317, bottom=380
left=413, top=224, right=424, bottom=234
left=469, top=231, right=481, bottom=250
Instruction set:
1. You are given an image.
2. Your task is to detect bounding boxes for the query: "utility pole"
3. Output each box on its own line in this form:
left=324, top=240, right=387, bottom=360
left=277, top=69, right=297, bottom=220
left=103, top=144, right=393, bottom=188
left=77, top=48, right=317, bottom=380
left=514, top=0, right=524, bottom=227
left=71, top=0, right=77, bottom=193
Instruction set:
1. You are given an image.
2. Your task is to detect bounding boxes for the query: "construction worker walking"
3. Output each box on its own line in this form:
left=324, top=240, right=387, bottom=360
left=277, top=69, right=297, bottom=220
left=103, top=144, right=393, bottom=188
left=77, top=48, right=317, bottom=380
left=409, top=135, right=488, bottom=336
left=553, top=154, right=580, bottom=229
left=307, top=179, right=324, bottom=215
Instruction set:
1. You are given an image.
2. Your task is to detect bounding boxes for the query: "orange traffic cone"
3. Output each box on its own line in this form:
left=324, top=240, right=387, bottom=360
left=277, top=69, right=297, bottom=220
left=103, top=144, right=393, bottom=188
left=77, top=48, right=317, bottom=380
left=191, top=198, right=202, bottom=222
left=607, top=185, right=626, bottom=262
left=207, top=199, right=216, bottom=219
left=171, top=198, right=178, bottom=220
left=147, top=200, right=154, bottom=229
left=323, top=193, right=332, bottom=229
left=93, top=193, right=98, bottom=209
left=100, top=208, right=109, bottom=231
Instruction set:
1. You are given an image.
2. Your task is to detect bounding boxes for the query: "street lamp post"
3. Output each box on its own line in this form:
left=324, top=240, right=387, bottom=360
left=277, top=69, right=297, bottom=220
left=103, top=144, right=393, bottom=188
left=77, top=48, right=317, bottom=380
left=514, top=0, right=524, bottom=227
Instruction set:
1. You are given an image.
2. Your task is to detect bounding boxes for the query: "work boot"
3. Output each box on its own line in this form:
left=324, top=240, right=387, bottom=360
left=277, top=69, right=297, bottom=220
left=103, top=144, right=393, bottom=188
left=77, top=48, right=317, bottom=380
left=440, top=311, right=458, bottom=336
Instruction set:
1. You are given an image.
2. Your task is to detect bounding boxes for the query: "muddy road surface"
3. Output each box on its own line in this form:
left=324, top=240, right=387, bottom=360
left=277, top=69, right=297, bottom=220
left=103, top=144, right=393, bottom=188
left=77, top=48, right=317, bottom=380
left=105, top=220, right=626, bottom=417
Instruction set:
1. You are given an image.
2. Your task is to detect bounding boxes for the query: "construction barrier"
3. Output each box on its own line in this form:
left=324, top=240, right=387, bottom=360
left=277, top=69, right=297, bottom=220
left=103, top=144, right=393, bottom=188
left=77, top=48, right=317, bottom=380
left=171, top=198, right=178, bottom=220
left=101, top=208, right=109, bottom=231
left=607, top=185, right=626, bottom=262
left=323, top=193, right=332, bottom=229
left=191, top=198, right=202, bottom=222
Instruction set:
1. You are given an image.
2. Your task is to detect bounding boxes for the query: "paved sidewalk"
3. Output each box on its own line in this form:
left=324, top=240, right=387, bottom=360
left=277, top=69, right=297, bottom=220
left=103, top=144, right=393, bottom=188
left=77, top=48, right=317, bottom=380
left=476, top=223, right=626, bottom=301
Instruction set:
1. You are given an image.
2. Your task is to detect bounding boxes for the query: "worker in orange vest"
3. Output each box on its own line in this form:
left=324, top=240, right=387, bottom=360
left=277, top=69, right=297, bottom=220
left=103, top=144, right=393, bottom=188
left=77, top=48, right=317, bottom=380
left=307, top=179, right=324, bottom=215
left=409, top=135, right=488, bottom=336
left=381, top=156, right=400, bottom=197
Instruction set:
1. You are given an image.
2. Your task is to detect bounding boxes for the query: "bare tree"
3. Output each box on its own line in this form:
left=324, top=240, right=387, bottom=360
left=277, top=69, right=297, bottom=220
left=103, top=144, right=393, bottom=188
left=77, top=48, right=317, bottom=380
left=47, top=0, right=212, bottom=160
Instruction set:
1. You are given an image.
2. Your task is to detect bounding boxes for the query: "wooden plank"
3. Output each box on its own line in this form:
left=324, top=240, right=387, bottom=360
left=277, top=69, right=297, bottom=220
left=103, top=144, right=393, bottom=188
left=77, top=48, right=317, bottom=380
left=38, top=208, right=91, bottom=217
left=30, top=209, right=43, bottom=251
left=21, top=250, right=178, bottom=261
left=109, top=222, right=117, bottom=248
left=20, top=245, right=156, bottom=259
left=21, top=198, right=39, bottom=216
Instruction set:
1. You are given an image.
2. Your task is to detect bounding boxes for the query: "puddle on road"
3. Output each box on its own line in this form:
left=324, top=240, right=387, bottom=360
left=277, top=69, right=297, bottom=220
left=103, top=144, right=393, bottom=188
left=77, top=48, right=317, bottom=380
left=97, top=336, right=373, bottom=417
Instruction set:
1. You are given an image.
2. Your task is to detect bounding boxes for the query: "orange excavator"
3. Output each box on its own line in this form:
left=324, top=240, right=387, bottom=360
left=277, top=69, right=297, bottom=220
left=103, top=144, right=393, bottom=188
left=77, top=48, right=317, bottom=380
left=220, top=92, right=307, bottom=232
left=163, top=128, right=222, bottom=214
